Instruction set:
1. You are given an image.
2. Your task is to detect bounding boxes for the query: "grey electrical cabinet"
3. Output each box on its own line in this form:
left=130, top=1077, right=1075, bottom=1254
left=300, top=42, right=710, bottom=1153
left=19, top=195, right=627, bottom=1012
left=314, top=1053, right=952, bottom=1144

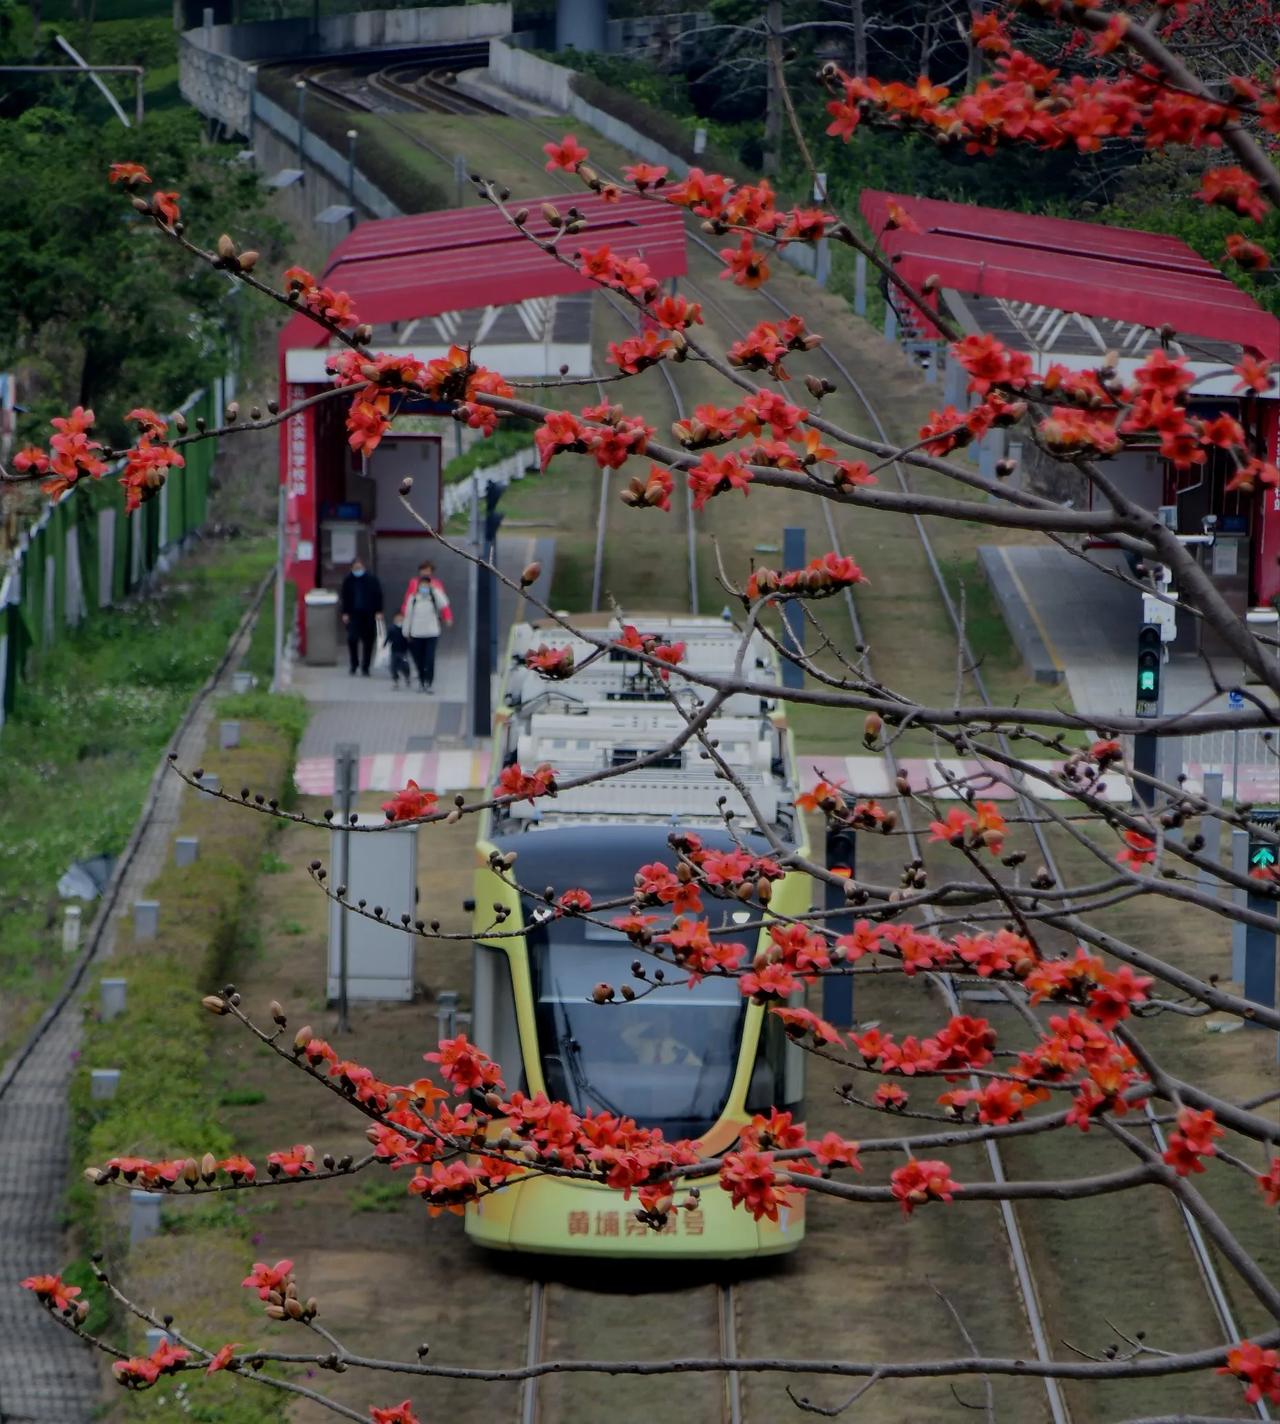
left=327, top=815, right=417, bottom=1002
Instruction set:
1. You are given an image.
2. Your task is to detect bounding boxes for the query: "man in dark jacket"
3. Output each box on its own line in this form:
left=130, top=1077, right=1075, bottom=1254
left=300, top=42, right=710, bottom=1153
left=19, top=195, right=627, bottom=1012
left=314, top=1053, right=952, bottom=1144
left=339, top=558, right=383, bottom=676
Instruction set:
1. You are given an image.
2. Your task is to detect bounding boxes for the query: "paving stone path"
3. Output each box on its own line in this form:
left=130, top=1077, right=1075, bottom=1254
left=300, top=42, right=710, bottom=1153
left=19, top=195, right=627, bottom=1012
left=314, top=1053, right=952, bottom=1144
left=0, top=608, right=257, bottom=1422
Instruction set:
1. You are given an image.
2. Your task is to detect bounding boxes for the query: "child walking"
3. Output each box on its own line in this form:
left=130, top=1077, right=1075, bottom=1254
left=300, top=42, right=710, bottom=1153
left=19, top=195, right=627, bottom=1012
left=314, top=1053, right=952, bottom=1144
left=384, top=613, right=412, bottom=689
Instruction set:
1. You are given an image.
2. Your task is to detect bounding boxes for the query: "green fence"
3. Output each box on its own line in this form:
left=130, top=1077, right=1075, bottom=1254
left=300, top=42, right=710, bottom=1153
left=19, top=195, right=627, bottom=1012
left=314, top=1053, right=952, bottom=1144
left=0, top=384, right=221, bottom=729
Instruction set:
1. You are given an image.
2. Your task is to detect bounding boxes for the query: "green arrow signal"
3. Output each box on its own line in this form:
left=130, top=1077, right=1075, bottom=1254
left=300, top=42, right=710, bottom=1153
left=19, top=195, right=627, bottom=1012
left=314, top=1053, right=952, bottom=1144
left=1251, top=846, right=1276, bottom=868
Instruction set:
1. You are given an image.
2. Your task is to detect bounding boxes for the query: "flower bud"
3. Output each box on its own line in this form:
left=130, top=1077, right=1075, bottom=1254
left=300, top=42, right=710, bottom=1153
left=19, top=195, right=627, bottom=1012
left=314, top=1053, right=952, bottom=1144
left=217, top=233, right=238, bottom=262
left=270, top=1000, right=286, bottom=1026
left=264, top=1304, right=287, bottom=1320
left=201, top=1152, right=218, bottom=1183
left=591, top=982, right=615, bottom=1004
left=520, top=561, right=541, bottom=588
left=294, top=1025, right=314, bottom=1053
left=540, top=203, right=562, bottom=227
left=183, top=1158, right=199, bottom=1186
left=225, top=401, right=240, bottom=424
left=863, top=712, right=883, bottom=745
left=239, top=250, right=259, bottom=272
left=202, top=994, right=229, bottom=1015
left=131, top=195, right=150, bottom=214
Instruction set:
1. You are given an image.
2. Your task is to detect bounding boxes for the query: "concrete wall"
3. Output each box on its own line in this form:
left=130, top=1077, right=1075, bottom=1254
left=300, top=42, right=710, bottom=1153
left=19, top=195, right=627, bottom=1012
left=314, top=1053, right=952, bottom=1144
left=251, top=100, right=400, bottom=236
left=179, top=32, right=255, bottom=135
left=192, top=3, right=511, bottom=61
left=556, top=0, right=606, bottom=53
left=253, top=89, right=400, bottom=222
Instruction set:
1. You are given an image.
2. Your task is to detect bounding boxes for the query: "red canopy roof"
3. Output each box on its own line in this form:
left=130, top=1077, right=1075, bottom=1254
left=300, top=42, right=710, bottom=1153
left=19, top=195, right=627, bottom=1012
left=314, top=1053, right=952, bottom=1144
left=860, top=190, right=1280, bottom=359
left=279, top=192, right=686, bottom=354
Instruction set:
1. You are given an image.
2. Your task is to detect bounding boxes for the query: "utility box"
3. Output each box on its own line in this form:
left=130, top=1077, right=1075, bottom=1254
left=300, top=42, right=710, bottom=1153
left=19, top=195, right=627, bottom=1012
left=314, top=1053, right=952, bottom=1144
left=304, top=588, right=340, bottom=666
left=327, top=815, right=417, bottom=1002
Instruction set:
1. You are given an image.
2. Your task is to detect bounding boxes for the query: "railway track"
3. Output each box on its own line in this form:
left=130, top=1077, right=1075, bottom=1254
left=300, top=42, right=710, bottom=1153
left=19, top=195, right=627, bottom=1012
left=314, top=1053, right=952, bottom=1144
left=518, top=1279, right=743, bottom=1424
left=680, top=254, right=1271, bottom=1423
left=275, top=61, right=1259, bottom=1417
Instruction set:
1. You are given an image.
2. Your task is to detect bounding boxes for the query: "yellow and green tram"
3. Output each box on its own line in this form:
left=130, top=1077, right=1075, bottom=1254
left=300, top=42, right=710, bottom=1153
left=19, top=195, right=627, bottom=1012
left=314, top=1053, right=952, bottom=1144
left=465, top=619, right=810, bottom=1258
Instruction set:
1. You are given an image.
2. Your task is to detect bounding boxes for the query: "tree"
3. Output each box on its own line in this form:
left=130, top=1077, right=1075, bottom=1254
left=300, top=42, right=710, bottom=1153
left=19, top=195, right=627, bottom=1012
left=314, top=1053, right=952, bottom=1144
left=0, top=41, right=285, bottom=451
left=9, top=1, right=1280, bottom=1417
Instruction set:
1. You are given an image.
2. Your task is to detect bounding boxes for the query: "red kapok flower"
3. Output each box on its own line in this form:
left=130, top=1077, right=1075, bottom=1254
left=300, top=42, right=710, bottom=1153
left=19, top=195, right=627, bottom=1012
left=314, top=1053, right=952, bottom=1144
left=1257, top=1157, right=1280, bottom=1208
left=543, top=133, right=588, bottom=172
left=20, top=1274, right=81, bottom=1312
left=108, top=161, right=151, bottom=186
left=1219, top=1340, right=1280, bottom=1406
left=381, top=780, right=438, bottom=822
left=242, top=1258, right=293, bottom=1299
left=370, top=1402, right=422, bottom=1424
left=207, top=1342, right=240, bottom=1374
left=150, top=190, right=181, bottom=227
left=890, top=1159, right=959, bottom=1215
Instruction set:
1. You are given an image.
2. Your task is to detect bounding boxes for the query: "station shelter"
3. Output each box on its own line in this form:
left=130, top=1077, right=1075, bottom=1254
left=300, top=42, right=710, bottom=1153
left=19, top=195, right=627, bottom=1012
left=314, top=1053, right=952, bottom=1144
left=277, top=192, right=686, bottom=650
left=860, top=190, right=1280, bottom=630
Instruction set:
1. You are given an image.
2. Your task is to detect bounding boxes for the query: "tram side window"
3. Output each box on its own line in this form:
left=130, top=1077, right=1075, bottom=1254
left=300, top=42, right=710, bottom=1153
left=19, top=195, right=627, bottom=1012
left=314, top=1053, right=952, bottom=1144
left=745, top=1001, right=805, bottom=1117
left=471, top=946, right=526, bottom=1094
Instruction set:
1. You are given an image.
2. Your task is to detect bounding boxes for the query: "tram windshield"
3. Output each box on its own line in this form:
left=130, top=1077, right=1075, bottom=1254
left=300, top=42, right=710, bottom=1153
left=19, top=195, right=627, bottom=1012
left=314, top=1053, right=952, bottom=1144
left=504, top=824, right=767, bottom=1141
left=527, top=916, right=747, bottom=1140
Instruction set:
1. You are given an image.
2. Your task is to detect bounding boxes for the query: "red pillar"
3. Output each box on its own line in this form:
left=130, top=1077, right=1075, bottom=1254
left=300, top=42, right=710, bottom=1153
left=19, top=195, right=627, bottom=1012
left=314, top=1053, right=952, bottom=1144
left=1253, top=401, right=1280, bottom=606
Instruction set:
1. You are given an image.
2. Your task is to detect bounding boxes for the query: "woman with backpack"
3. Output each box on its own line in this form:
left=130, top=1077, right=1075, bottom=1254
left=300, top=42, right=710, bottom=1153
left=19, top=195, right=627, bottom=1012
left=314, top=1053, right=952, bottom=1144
left=400, top=559, right=452, bottom=693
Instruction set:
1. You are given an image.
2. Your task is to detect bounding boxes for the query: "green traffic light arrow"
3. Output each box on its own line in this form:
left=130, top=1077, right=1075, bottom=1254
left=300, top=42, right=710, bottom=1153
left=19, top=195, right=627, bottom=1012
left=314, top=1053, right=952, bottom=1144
left=1251, top=846, right=1276, bottom=868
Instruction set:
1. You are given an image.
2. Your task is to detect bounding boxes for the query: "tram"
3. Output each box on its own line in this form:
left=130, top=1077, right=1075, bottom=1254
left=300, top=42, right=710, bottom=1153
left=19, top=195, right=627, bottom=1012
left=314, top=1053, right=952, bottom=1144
left=466, top=616, right=809, bottom=1258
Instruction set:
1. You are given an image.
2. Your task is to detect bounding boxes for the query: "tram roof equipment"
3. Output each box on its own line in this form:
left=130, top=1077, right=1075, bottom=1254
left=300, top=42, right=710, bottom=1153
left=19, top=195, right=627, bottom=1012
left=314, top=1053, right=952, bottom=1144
left=494, top=617, right=798, bottom=838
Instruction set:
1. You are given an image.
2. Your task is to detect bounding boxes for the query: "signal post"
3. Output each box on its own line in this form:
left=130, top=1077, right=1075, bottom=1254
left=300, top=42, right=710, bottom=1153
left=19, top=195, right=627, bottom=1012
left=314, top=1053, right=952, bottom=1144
left=1244, top=810, right=1279, bottom=1027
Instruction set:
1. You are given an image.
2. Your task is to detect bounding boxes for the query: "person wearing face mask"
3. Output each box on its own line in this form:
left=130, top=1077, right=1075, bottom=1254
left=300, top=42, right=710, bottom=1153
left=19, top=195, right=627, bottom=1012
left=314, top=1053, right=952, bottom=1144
left=400, top=558, right=452, bottom=693
left=339, top=557, right=384, bottom=677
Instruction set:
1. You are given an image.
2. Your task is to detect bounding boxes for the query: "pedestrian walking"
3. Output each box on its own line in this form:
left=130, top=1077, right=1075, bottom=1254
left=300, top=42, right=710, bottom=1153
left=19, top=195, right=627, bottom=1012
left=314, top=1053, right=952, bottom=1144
left=401, top=559, right=452, bottom=693
left=339, top=557, right=383, bottom=677
left=384, top=613, right=413, bottom=688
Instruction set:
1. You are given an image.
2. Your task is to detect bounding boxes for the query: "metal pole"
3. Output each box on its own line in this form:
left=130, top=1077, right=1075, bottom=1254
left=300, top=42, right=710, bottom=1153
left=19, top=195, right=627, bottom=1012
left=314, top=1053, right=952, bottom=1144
left=346, top=129, right=358, bottom=231
left=1244, top=811, right=1279, bottom=1028
left=271, top=484, right=285, bottom=693
left=854, top=251, right=867, bottom=317
left=780, top=527, right=805, bottom=690
left=135, top=70, right=144, bottom=127
left=1200, top=771, right=1223, bottom=893
left=334, top=742, right=358, bottom=1034
left=1232, top=828, right=1248, bottom=982
left=1233, top=725, right=1240, bottom=805
left=294, top=79, right=306, bottom=178
left=469, top=473, right=483, bottom=740
left=51, top=36, right=132, bottom=127
left=454, top=154, right=467, bottom=208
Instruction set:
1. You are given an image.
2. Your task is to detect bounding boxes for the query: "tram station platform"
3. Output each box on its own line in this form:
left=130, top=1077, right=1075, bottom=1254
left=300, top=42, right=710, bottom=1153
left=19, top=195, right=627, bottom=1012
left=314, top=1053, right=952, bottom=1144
left=287, top=532, right=554, bottom=797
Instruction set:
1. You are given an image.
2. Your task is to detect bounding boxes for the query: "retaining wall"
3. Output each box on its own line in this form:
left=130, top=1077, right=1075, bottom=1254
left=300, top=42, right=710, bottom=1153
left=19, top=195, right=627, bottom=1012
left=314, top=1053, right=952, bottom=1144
left=487, top=40, right=819, bottom=279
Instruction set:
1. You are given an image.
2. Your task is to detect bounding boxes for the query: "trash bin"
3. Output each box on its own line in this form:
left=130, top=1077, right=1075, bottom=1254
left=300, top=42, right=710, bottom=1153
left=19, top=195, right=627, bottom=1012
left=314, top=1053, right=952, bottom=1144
left=304, top=588, right=341, bottom=666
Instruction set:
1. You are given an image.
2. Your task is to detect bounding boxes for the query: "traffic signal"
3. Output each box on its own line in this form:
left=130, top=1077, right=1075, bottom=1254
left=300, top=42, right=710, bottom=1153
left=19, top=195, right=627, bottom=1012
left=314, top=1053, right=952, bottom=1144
left=826, top=824, right=858, bottom=882
left=1136, top=623, right=1161, bottom=717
